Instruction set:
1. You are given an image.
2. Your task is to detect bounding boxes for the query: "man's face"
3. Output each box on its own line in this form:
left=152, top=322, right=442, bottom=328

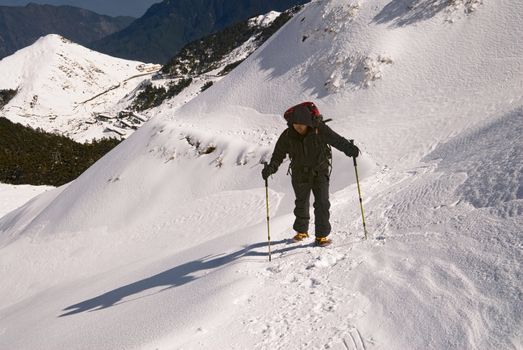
left=293, top=123, right=308, bottom=135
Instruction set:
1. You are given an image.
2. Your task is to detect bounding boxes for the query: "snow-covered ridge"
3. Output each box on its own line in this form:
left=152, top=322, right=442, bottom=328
left=249, top=10, right=281, bottom=27
left=0, top=0, right=521, bottom=349
left=0, top=34, right=157, bottom=141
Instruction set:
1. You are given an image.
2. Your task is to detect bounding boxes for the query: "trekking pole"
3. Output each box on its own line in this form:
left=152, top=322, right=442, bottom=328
left=263, top=162, right=272, bottom=261
left=350, top=142, right=368, bottom=240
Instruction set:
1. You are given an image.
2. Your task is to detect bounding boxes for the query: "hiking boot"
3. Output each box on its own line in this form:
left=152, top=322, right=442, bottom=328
left=292, top=232, right=309, bottom=242
left=314, top=236, right=332, bottom=247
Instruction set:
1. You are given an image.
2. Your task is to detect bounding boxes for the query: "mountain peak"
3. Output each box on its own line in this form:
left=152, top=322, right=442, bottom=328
left=0, top=35, right=146, bottom=141
left=33, top=33, right=72, bottom=46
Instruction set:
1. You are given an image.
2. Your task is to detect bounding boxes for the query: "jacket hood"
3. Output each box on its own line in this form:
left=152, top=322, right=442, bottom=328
left=286, top=104, right=314, bottom=127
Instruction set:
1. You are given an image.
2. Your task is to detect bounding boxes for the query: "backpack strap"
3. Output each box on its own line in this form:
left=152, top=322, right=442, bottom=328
left=313, top=130, right=332, bottom=175
left=284, top=128, right=293, bottom=176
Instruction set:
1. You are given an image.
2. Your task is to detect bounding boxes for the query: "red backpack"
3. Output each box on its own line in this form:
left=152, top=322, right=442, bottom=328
left=282, top=102, right=333, bottom=174
left=283, top=102, right=332, bottom=132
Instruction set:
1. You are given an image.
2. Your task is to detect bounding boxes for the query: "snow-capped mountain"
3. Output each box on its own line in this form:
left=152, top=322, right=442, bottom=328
left=0, top=34, right=159, bottom=141
left=0, top=1, right=521, bottom=349
left=0, top=9, right=296, bottom=141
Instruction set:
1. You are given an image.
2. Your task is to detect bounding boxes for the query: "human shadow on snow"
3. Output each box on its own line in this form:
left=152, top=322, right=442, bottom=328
left=59, top=239, right=307, bottom=317
left=374, top=0, right=450, bottom=26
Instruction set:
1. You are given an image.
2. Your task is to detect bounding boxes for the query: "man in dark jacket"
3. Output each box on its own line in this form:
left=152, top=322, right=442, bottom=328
left=262, top=103, right=360, bottom=246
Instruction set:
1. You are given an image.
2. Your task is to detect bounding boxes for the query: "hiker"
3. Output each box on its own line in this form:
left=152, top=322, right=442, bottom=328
left=262, top=102, right=360, bottom=247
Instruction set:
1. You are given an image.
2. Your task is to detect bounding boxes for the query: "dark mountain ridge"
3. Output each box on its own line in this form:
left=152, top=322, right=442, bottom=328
left=91, top=0, right=309, bottom=63
left=0, top=0, right=160, bottom=17
left=130, top=6, right=302, bottom=111
left=0, top=3, right=134, bottom=59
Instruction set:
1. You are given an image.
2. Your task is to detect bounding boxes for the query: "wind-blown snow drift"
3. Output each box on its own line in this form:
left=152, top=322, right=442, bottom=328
left=0, top=0, right=521, bottom=349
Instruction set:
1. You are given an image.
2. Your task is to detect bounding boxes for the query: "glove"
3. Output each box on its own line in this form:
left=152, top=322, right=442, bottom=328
left=262, top=165, right=273, bottom=180
left=347, top=143, right=360, bottom=158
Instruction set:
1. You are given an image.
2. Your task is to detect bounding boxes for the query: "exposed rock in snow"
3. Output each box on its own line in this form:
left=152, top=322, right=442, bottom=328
left=324, top=53, right=394, bottom=92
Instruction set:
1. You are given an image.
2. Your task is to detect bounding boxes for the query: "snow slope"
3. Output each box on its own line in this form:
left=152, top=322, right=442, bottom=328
left=0, top=0, right=522, bottom=349
left=0, top=34, right=156, bottom=141
left=0, top=183, right=53, bottom=217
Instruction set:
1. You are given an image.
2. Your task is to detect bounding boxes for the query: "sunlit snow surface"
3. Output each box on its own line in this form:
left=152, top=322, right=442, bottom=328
left=0, top=0, right=522, bottom=349
left=0, top=183, right=53, bottom=218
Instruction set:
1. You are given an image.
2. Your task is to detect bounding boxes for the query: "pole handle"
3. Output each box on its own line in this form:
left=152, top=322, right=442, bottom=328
left=349, top=140, right=357, bottom=166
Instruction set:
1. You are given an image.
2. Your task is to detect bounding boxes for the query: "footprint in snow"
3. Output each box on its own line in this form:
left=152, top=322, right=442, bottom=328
left=306, top=251, right=346, bottom=269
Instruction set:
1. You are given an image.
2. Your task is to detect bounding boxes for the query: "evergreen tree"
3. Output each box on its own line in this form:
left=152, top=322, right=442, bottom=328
left=0, top=118, right=121, bottom=186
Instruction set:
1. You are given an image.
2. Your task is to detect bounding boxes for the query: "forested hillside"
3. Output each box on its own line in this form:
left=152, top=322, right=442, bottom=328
left=0, top=118, right=120, bottom=186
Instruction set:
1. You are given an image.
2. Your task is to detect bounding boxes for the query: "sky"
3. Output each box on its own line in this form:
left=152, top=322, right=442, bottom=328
left=0, top=0, right=162, bottom=17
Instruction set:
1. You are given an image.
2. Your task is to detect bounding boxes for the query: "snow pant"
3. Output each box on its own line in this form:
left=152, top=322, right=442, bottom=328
left=291, top=169, right=331, bottom=238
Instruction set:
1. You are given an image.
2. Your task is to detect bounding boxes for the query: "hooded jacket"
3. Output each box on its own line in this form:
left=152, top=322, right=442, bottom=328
left=267, top=122, right=359, bottom=175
